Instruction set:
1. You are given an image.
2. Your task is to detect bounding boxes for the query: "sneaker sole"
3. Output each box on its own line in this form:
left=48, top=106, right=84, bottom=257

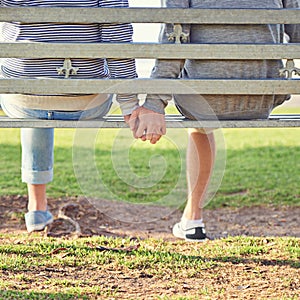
left=27, top=216, right=54, bottom=233
left=173, top=224, right=208, bottom=242
left=173, top=232, right=208, bottom=242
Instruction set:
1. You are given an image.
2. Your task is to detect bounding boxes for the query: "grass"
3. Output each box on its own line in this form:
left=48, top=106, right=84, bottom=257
left=0, top=235, right=300, bottom=299
left=0, top=233, right=299, bottom=299
left=212, top=128, right=300, bottom=208
left=0, top=106, right=299, bottom=209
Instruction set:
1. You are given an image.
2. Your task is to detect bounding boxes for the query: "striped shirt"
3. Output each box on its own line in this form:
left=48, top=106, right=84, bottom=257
left=0, top=0, right=138, bottom=114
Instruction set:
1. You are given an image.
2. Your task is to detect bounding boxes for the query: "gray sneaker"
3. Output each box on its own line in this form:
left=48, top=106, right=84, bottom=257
left=25, top=210, right=54, bottom=233
left=172, top=221, right=207, bottom=242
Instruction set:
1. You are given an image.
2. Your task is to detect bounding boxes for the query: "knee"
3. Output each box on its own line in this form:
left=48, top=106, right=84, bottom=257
left=188, top=128, right=214, bottom=135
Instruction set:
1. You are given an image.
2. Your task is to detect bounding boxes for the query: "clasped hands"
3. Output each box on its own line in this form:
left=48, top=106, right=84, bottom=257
left=124, top=106, right=166, bottom=144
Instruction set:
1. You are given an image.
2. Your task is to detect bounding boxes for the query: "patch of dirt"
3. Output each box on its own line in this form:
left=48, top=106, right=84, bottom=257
left=0, top=195, right=299, bottom=239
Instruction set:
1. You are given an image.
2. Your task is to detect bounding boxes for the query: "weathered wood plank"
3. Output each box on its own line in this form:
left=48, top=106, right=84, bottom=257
left=1, top=43, right=300, bottom=60
left=0, top=8, right=299, bottom=24
left=0, top=78, right=299, bottom=95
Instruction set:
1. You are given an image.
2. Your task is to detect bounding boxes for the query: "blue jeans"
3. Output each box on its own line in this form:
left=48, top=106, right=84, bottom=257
left=1, top=96, right=113, bottom=184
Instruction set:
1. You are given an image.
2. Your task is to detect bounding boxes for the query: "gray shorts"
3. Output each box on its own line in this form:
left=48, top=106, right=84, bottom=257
left=174, top=95, right=218, bottom=134
left=174, top=94, right=286, bottom=121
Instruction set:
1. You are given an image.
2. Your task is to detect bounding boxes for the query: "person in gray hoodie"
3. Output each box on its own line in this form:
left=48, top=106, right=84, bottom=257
left=127, top=0, right=300, bottom=241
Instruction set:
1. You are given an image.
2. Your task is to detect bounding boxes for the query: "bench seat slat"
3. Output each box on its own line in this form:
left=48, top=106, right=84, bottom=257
left=0, top=115, right=299, bottom=128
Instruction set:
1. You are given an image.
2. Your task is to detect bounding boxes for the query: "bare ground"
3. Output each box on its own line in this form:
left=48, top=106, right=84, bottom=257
left=0, top=195, right=299, bottom=240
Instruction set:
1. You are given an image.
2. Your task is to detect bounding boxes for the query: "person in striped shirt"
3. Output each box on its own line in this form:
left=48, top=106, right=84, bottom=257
left=0, top=0, right=139, bottom=232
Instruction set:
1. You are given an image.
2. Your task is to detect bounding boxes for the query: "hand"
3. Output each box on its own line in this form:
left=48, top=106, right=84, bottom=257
left=134, top=106, right=166, bottom=144
left=124, top=108, right=139, bottom=134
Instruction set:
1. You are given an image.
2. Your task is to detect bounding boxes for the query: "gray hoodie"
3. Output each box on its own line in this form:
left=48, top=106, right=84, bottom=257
left=144, top=0, right=300, bottom=119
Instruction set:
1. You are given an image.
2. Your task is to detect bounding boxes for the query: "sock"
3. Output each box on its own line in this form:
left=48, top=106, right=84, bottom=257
left=180, top=216, right=205, bottom=230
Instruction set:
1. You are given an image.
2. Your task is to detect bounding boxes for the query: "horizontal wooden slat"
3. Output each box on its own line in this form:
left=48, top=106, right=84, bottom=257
left=1, top=42, right=300, bottom=60
left=0, top=78, right=299, bottom=95
left=0, top=115, right=299, bottom=128
left=0, top=8, right=299, bottom=24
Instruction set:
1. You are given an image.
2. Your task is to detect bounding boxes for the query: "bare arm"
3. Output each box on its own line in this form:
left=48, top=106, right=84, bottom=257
left=101, top=1, right=139, bottom=117
left=131, top=0, right=190, bottom=143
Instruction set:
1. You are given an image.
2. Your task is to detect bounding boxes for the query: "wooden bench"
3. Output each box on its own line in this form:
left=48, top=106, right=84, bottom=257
left=0, top=6, right=299, bottom=128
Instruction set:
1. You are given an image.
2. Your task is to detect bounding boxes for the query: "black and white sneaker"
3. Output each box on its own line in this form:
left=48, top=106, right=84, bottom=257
left=172, top=221, right=207, bottom=242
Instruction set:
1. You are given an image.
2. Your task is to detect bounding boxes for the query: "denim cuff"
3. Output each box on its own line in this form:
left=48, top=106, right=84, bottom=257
left=22, top=169, right=53, bottom=184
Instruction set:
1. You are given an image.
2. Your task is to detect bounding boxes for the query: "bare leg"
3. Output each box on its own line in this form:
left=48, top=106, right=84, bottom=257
left=183, top=129, right=215, bottom=220
left=21, top=128, right=53, bottom=214
left=25, top=183, right=52, bottom=233
left=27, top=184, right=47, bottom=212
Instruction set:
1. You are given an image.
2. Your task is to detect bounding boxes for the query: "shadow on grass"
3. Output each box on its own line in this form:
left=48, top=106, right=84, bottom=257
left=1, top=245, right=299, bottom=270
left=209, top=256, right=300, bottom=268
left=0, top=290, right=89, bottom=300
left=155, top=251, right=300, bottom=270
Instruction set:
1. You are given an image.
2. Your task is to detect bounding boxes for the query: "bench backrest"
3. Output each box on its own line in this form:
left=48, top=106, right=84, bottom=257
left=0, top=6, right=299, bottom=128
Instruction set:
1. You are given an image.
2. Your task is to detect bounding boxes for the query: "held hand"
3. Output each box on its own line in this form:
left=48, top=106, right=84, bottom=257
left=134, top=107, right=166, bottom=144
left=124, top=108, right=139, bottom=137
